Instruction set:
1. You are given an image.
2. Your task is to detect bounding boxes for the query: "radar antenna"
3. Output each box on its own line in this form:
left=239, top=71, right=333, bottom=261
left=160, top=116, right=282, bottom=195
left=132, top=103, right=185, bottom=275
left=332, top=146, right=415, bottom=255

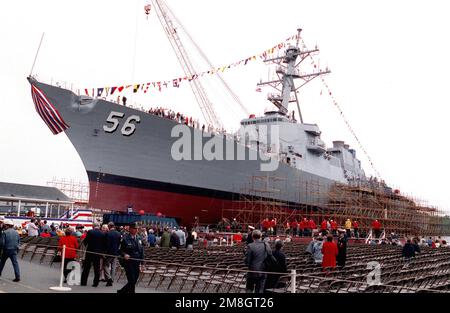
left=257, top=28, right=330, bottom=123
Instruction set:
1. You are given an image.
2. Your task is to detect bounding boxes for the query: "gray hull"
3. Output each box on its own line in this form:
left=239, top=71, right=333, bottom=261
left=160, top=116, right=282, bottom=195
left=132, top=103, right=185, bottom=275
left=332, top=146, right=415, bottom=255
left=31, top=79, right=336, bottom=224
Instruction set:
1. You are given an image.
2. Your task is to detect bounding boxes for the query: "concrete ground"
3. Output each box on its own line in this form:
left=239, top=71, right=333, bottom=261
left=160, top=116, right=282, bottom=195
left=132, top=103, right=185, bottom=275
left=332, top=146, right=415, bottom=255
left=0, top=257, right=159, bottom=293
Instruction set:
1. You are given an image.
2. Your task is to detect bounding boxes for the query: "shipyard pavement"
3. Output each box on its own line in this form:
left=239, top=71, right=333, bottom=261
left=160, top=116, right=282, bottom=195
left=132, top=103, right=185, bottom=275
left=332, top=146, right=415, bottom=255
left=0, top=258, right=161, bottom=293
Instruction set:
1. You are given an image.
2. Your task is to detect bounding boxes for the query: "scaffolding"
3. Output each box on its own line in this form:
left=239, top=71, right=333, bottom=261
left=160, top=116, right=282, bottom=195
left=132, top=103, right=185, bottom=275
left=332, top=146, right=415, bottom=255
left=326, top=183, right=449, bottom=237
left=223, top=174, right=289, bottom=228
left=224, top=174, right=450, bottom=236
left=46, top=178, right=89, bottom=205
left=222, top=174, right=326, bottom=229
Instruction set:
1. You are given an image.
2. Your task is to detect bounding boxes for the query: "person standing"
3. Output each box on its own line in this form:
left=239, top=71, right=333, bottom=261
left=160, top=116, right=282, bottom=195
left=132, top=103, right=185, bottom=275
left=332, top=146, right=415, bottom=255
left=297, top=219, right=304, bottom=237
left=352, top=220, right=359, bottom=238
left=284, top=221, right=291, bottom=235
left=0, top=219, right=21, bottom=282
left=308, top=218, right=317, bottom=236
left=246, top=226, right=255, bottom=245
left=26, top=219, right=39, bottom=237
left=320, top=219, right=328, bottom=236
left=80, top=223, right=106, bottom=287
left=321, top=235, right=338, bottom=271
left=42, top=220, right=50, bottom=233
left=73, top=225, right=83, bottom=238
left=147, top=229, right=156, bottom=247
left=261, top=218, right=270, bottom=234
left=270, top=218, right=277, bottom=236
left=312, top=236, right=324, bottom=265
left=185, top=230, right=194, bottom=250
left=330, top=220, right=338, bottom=236
left=170, top=229, right=180, bottom=249
left=291, top=219, right=298, bottom=237
left=302, top=218, right=309, bottom=237
left=231, top=218, right=239, bottom=232
left=175, top=227, right=186, bottom=247
left=344, top=219, right=352, bottom=238
left=245, top=230, right=272, bottom=293
left=336, top=230, right=348, bottom=268
left=58, top=227, right=79, bottom=283
left=402, top=239, right=416, bottom=262
left=413, top=238, right=421, bottom=255
left=372, top=220, right=382, bottom=238
left=305, top=232, right=317, bottom=256
left=117, top=222, right=144, bottom=293
left=264, top=240, right=287, bottom=290
left=104, top=222, right=122, bottom=287
left=160, top=227, right=171, bottom=248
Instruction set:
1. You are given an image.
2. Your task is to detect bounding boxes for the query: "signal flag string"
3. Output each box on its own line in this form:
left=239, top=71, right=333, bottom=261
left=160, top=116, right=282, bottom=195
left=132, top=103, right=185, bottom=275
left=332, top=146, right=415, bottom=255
left=300, top=38, right=382, bottom=179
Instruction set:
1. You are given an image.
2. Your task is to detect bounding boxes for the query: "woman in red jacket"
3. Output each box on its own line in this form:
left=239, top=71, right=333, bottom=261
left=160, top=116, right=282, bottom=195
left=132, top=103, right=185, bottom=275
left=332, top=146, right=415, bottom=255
left=321, top=235, right=338, bottom=272
left=58, top=227, right=80, bottom=282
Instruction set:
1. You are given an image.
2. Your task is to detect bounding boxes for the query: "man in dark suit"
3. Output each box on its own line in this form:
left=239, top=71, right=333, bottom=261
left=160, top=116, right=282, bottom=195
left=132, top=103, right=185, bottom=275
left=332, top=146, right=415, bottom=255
left=245, top=229, right=272, bottom=293
left=103, top=222, right=122, bottom=286
left=81, top=223, right=106, bottom=287
left=402, top=239, right=416, bottom=262
left=265, top=240, right=287, bottom=290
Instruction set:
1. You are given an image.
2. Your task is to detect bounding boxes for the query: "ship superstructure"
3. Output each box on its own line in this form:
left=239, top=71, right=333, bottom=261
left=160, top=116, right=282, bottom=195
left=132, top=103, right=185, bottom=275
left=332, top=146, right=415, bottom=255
left=235, top=29, right=365, bottom=185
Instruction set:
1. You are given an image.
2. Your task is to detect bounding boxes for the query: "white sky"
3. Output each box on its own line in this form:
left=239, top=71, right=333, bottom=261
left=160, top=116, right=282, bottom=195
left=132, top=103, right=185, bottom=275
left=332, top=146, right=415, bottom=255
left=1, top=0, right=449, bottom=213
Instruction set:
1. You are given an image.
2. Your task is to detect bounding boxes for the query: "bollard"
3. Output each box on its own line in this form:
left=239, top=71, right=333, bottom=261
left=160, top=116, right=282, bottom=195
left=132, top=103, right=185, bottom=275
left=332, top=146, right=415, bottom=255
left=49, top=245, right=72, bottom=291
left=290, top=269, right=296, bottom=293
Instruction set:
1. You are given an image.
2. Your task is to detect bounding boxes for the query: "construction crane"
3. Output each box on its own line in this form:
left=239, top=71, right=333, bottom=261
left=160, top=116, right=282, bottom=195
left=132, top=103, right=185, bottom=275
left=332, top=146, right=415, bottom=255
left=165, top=6, right=250, bottom=117
left=150, top=0, right=223, bottom=129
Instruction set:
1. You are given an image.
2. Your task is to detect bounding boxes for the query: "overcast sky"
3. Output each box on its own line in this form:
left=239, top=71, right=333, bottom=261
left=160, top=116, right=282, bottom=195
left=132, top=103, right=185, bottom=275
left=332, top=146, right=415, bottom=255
left=1, top=0, right=449, bottom=213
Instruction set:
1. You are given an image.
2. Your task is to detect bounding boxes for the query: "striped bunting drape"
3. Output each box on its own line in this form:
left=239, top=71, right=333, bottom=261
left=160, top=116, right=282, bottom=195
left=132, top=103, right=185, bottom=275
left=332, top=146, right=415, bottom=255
left=31, top=84, right=69, bottom=135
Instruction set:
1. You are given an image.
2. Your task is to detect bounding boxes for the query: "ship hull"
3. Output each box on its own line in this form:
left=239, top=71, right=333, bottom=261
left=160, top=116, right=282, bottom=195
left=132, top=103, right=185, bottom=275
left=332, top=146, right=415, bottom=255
left=88, top=172, right=236, bottom=224
left=31, top=80, right=336, bottom=225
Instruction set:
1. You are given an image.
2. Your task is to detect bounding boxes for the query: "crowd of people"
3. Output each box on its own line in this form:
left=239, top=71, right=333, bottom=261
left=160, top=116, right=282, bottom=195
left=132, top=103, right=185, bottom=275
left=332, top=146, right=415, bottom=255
left=147, top=106, right=229, bottom=136
left=242, top=216, right=450, bottom=293
left=257, top=216, right=370, bottom=239
left=0, top=216, right=200, bottom=293
left=1, top=214, right=449, bottom=294
left=75, top=222, right=199, bottom=293
left=1, top=217, right=89, bottom=240
left=243, top=227, right=345, bottom=293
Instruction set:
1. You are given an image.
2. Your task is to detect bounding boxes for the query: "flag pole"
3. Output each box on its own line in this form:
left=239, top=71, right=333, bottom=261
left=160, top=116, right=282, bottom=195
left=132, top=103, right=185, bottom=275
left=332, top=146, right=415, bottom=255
left=49, top=245, right=72, bottom=291
left=30, top=32, right=45, bottom=77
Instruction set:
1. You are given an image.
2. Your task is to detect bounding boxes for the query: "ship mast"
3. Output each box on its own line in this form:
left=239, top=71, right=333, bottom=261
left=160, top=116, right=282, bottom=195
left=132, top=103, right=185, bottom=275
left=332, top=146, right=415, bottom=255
left=151, top=0, right=222, bottom=129
left=257, top=29, right=330, bottom=123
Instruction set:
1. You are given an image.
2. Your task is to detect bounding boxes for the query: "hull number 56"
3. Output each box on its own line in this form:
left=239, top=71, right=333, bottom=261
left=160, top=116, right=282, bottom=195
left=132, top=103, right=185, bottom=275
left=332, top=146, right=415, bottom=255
left=103, top=111, right=141, bottom=136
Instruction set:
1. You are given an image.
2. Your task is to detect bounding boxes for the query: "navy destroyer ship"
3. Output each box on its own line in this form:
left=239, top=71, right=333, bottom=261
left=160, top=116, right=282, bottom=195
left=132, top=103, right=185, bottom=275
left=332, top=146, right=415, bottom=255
left=27, top=25, right=369, bottom=225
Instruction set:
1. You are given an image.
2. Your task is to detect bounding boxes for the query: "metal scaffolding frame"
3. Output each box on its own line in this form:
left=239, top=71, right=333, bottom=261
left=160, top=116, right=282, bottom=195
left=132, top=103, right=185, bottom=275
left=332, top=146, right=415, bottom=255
left=222, top=175, right=450, bottom=236
left=46, top=178, right=89, bottom=205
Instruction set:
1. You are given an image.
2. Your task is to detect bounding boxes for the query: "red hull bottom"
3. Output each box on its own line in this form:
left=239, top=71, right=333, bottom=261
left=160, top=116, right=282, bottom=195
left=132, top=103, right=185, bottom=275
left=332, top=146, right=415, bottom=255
left=89, top=182, right=236, bottom=225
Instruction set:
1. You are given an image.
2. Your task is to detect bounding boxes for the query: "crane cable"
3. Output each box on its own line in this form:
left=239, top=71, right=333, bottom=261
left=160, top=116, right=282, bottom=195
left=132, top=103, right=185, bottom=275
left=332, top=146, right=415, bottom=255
left=161, top=1, right=250, bottom=118
left=300, top=38, right=382, bottom=179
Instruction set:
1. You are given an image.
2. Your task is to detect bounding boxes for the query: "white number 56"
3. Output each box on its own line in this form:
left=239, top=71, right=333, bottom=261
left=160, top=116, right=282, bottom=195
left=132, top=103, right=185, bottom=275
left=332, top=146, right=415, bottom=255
left=103, top=111, right=140, bottom=136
